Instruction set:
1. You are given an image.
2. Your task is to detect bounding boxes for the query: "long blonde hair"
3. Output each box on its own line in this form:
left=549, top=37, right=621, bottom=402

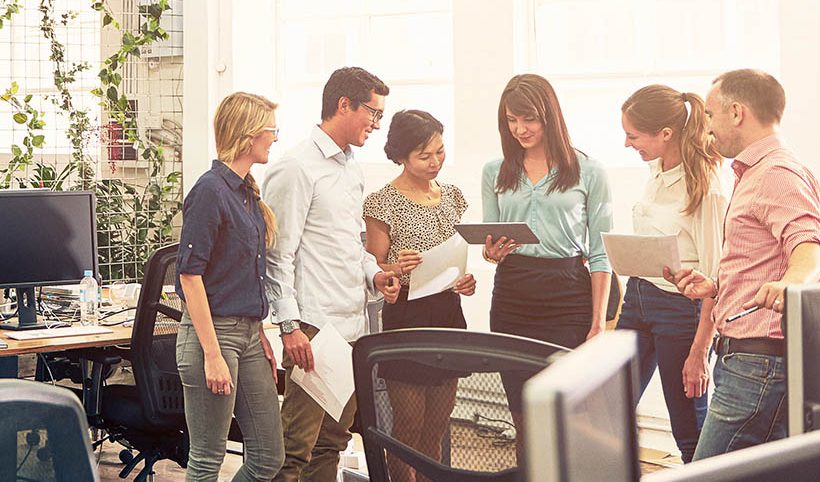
left=213, top=92, right=278, bottom=247
left=622, top=85, right=721, bottom=215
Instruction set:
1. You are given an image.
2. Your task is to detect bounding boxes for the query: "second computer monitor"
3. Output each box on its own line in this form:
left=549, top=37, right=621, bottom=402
left=784, top=283, right=820, bottom=436
left=523, top=331, right=640, bottom=482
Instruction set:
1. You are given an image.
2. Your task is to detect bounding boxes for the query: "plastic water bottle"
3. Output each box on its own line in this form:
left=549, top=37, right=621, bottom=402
left=79, top=270, right=99, bottom=326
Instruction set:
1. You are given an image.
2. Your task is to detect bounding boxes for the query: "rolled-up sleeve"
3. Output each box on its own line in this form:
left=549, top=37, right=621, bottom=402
left=585, top=161, right=613, bottom=273
left=756, top=165, right=820, bottom=255
left=263, top=158, right=314, bottom=323
left=178, top=184, right=223, bottom=275
left=694, top=189, right=728, bottom=278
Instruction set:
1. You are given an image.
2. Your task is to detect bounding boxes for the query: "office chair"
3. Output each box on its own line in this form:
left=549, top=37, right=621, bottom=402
left=93, top=243, right=189, bottom=481
left=0, top=379, right=98, bottom=482
left=352, top=328, right=570, bottom=482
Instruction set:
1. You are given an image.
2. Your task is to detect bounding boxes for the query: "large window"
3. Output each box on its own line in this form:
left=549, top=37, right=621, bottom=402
left=272, top=0, right=454, bottom=164
left=0, top=1, right=100, bottom=156
left=528, top=0, right=781, bottom=165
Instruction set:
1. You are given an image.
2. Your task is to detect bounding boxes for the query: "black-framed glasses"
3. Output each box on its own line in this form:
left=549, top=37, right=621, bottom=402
left=261, top=126, right=279, bottom=138
left=359, top=103, right=384, bottom=124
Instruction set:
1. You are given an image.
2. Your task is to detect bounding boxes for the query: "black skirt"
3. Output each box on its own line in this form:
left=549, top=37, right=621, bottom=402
left=490, top=254, right=593, bottom=412
left=490, top=254, right=592, bottom=348
left=378, top=287, right=468, bottom=385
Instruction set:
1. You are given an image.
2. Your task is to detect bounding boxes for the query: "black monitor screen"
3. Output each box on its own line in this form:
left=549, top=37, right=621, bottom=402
left=785, top=283, right=820, bottom=435
left=0, top=190, right=97, bottom=288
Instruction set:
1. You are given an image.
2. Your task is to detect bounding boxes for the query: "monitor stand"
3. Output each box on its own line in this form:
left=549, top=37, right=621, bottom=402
left=0, top=287, right=49, bottom=330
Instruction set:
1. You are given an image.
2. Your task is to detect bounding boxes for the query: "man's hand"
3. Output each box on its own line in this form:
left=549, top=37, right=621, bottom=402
left=742, top=281, right=788, bottom=313
left=682, top=350, right=710, bottom=398
left=282, top=327, right=314, bottom=372
left=375, top=270, right=400, bottom=304
left=453, top=273, right=476, bottom=296
left=663, top=267, right=716, bottom=300
left=259, top=325, right=279, bottom=384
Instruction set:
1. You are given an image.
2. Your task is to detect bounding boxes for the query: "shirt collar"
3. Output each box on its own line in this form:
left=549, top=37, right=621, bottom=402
left=651, top=159, right=684, bottom=188
left=311, top=125, right=353, bottom=164
left=212, top=159, right=249, bottom=192
left=731, top=134, right=784, bottom=179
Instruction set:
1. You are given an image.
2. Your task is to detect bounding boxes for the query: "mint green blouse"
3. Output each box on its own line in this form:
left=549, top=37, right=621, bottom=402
left=481, top=151, right=613, bottom=273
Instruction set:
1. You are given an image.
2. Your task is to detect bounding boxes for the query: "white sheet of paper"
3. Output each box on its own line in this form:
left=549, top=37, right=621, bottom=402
left=407, top=233, right=468, bottom=301
left=290, top=323, right=354, bottom=422
left=602, top=233, right=682, bottom=277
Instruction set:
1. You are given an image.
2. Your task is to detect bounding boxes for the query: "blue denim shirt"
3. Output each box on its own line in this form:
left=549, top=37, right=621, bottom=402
left=176, top=160, right=269, bottom=319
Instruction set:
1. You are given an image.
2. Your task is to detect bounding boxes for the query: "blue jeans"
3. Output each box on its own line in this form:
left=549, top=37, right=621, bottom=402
left=692, top=341, right=787, bottom=461
left=617, top=277, right=708, bottom=463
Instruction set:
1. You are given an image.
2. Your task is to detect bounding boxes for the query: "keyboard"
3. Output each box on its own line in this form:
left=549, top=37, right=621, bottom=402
left=6, top=325, right=113, bottom=341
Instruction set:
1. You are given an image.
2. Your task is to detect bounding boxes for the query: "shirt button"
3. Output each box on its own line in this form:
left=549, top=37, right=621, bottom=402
left=244, top=199, right=247, bottom=204
left=188, top=243, right=193, bottom=248
left=259, top=276, right=263, bottom=280
left=257, top=254, right=261, bottom=259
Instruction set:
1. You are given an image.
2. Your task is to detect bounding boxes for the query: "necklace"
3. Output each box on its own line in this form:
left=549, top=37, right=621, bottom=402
left=395, top=183, right=436, bottom=201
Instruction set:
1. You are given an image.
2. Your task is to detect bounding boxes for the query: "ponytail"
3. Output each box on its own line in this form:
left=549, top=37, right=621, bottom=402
left=678, top=93, right=722, bottom=215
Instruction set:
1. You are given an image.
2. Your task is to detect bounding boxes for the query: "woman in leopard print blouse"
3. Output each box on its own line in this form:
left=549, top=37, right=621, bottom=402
left=363, top=110, right=475, bottom=482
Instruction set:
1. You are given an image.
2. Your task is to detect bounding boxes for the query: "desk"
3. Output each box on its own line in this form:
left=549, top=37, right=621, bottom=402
left=0, top=324, right=133, bottom=356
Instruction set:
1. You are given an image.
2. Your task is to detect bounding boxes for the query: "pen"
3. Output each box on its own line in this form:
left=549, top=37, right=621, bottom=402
left=726, top=305, right=761, bottom=323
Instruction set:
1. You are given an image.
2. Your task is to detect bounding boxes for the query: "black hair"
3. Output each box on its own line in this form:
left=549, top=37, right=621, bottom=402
left=320, top=66, right=390, bottom=120
left=384, top=110, right=444, bottom=165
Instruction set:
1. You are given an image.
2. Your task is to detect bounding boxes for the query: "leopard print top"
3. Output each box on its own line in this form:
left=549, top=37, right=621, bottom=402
left=363, top=183, right=468, bottom=286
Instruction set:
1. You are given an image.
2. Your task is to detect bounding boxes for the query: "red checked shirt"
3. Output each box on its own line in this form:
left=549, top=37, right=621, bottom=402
left=714, top=135, right=820, bottom=339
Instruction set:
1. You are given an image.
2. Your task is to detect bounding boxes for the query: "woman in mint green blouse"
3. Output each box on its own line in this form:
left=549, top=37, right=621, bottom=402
left=481, top=74, right=613, bottom=434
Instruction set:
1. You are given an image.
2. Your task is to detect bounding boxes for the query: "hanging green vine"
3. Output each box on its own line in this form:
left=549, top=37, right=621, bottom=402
left=0, top=0, right=20, bottom=29
left=0, top=82, right=46, bottom=188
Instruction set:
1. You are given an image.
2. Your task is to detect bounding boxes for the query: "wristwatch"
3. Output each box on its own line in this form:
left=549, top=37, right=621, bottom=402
left=279, top=319, right=299, bottom=336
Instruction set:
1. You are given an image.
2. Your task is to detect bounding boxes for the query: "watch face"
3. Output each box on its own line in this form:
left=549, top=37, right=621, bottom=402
left=281, top=320, right=296, bottom=333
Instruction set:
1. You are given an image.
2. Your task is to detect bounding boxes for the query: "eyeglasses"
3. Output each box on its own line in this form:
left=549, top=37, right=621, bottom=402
left=359, top=103, right=384, bottom=124
left=261, top=126, right=279, bottom=138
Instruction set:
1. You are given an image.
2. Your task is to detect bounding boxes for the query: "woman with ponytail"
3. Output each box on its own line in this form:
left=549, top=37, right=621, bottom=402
left=176, top=92, right=284, bottom=481
left=618, top=85, right=727, bottom=463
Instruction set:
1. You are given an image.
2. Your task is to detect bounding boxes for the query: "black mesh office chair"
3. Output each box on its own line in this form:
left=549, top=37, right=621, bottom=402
left=352, top=328, right=570, bottom=482
left=95, top=243, right=189, bottom=481
left=0, top=379, right=98, bottom=482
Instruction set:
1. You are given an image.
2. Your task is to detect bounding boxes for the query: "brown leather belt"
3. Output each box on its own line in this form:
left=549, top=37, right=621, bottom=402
left=716, top=336, right=784, bottom=357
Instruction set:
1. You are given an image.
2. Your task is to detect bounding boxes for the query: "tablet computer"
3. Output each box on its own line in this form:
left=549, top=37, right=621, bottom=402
left=455, top=222, right=540, bottom=245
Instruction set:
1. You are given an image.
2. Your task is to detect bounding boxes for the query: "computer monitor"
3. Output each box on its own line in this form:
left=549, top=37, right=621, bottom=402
left=784, top=283, right=820, bottom=435
left=643, top=429, right=820, bottom=482
left=523, top=331, right=640, bottom=482
left=0, top=189, right=98, bottom=329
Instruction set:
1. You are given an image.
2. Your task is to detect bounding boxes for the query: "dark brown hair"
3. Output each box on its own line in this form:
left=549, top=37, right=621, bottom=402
left=321, top=67, right=389, bottom=121
left=384, top=110, right=443, bottom=165
left=712, top=69, right=785, bottom=125
left=622, top=85, right=722, bottom=215
left=496, top=74, right=578, bottom=194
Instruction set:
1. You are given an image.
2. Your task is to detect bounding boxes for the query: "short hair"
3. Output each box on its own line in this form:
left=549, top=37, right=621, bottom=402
left=713, top=69, right=785, bottom=125
left=320, top=67, right=389, bottom=120
left=384, top=110, right=444, bottom=165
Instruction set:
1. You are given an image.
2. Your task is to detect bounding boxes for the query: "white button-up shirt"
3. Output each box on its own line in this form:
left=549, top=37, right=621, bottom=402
left=262, top=126, right=380, bottom=341
left=633, top=159, right=728, bottom=292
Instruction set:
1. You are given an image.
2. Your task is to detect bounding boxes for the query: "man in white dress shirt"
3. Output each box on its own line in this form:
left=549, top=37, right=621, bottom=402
left=263, top=66, right=400, bottom=482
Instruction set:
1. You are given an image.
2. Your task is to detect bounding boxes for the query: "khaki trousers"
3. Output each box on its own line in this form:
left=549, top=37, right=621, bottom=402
left=273, top=323, right=358, bottom=482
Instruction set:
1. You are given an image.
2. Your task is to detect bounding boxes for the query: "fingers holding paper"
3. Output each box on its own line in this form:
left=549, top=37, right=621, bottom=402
left=452, top=273, right=476, bottom=296
left=282, top=328, right=315, bottom=372
left=396, top=249, right=422, bottom=275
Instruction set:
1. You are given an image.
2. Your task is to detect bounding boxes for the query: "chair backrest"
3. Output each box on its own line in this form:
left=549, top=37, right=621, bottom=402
left=353, top=328, right=570, bottom=482
left=131, top=243, right=185, bottom=428
left=0, top=379, right=98, bottom=482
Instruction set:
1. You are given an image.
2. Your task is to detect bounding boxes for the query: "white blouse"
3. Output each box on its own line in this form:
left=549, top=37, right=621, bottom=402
left=633, top=159, right=728, bottom=293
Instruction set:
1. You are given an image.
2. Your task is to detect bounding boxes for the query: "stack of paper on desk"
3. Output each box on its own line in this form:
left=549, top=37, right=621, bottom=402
left=602, top=233, right=682, bottom=278
left=291, top=323, right=355, bottom=422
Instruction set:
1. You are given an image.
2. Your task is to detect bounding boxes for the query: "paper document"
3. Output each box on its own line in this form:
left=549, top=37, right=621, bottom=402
left=408, top=233, right=468, bottom=301
left=602, top=233, right=681, bottom=278
left=291, top=323, right=354, bottom=422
